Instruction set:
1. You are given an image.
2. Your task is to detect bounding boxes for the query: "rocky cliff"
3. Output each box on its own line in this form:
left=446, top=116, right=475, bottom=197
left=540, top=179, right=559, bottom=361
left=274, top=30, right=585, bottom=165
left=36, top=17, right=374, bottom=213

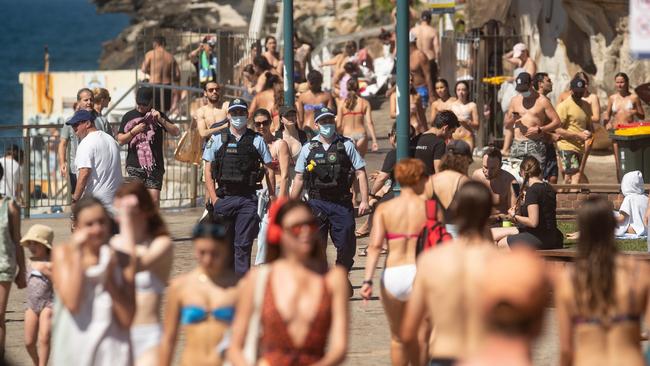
left=94, top=0, right=373, bottom=70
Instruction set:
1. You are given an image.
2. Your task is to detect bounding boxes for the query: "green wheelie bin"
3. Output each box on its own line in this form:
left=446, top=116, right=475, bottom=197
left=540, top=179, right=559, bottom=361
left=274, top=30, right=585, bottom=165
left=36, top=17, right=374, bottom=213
left=610, top=133, right=650, bottom=183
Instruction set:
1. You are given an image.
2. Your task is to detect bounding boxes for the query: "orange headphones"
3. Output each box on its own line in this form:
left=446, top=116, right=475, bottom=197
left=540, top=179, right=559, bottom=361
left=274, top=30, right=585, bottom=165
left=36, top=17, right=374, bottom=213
left=266, top=197, right=288, bottom=245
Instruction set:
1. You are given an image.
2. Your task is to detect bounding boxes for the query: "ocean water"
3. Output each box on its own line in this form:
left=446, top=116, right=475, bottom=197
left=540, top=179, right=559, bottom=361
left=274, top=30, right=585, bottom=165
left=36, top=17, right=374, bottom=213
left=0, top=0, right=129, bottom=124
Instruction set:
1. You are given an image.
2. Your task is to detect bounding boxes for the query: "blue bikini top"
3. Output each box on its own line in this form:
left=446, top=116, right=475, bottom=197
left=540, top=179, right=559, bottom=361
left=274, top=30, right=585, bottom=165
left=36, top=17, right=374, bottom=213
left=180, top=305, right=235, bottom=325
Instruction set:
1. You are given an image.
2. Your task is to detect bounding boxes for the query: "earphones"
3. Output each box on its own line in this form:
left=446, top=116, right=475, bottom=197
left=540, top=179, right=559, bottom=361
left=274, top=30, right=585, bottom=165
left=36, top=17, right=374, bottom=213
left=266, top=198, right=288, bottom=245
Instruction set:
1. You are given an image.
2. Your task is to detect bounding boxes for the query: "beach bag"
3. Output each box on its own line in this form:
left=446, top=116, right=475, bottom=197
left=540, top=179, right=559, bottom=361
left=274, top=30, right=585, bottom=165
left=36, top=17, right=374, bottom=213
left=174, top=123, right=202, bottom=164
left=416, top=199, right=452, bottom=255
left=242, top=264, right=271, bottom=363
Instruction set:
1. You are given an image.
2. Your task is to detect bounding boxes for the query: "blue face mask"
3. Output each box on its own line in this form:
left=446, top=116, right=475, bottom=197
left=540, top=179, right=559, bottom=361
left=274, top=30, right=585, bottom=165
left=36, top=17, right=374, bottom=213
left=318, top=124, right=336, bottom=138
left=520, top=90, right=532, bottom=98
left=230, top=116, right=248, bottom=129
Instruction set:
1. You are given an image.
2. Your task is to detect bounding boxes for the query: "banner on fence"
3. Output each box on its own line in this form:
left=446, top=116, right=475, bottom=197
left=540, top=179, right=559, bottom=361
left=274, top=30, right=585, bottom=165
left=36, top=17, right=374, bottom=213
left=427, top=0, right=456, bottom=14
left=630, top=0, right=650, bottom=59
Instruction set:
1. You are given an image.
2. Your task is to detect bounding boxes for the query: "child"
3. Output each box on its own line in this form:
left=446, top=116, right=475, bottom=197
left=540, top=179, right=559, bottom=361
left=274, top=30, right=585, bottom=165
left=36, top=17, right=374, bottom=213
left=615, top=170, right=648, bottom=237
left=21, top=224, right=54, bottom=366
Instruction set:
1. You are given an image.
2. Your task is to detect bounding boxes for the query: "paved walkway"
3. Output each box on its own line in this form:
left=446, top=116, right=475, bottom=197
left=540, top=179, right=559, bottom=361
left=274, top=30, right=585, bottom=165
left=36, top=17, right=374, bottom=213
left=8, top=98, right=628, bottom=365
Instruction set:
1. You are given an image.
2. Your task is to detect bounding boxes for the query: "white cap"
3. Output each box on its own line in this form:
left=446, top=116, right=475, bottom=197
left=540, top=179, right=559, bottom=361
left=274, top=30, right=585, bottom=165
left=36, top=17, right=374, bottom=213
left=513, top=43, right=527, bottom=58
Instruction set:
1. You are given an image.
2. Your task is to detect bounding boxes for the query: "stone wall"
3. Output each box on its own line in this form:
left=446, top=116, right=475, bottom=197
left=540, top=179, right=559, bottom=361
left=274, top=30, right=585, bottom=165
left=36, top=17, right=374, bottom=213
left=556, top=189, right=624, bottom=214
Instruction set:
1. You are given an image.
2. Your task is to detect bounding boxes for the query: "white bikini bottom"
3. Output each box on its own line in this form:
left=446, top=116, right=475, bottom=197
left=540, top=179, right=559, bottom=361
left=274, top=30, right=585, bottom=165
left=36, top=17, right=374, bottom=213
left=131, top=323, right=162, bottom=359
left=382, top=264, right=417, bottom=301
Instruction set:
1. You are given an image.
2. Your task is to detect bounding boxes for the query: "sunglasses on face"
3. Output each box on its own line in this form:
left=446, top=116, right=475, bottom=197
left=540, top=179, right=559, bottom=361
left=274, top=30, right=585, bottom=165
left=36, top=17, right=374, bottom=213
left=284, top=219, right=319, bottom=237
left=254, top=120, right=271, bottom=127
left=206, top=88, right=220, bottom=93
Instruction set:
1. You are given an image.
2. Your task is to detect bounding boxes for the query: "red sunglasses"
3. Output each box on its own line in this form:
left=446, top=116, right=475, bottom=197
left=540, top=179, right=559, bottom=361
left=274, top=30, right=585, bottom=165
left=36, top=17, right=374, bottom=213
left=284, top=219, right=319, bottom=237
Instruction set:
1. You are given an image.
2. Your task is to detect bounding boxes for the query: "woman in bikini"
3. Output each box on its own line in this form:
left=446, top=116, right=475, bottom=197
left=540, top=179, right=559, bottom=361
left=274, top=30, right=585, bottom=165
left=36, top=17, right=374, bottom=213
left=401, top=182, right=499, bottom=366
left=111, top=182, right=173, bottom=366
left=336, top=78, right=379, bottom=156
left=275, top=106, right=308, bottom=169
left=252, top=56, right=279, bottom=95
left=228, top=199, right=348, bottom=366
left=360, top=158, right=428, bottom=365
left=159, top=221, right=239, bottom=366
left=430, top=78, right=457, bottom=122
left=450, top=80, right=479, bottom=150
left=604, top=72, right=645, bottom=130
left=555, top=197, right=650, bottom=366
left=249, top=73, right=283, bottom=131
left=262, top=36, right=281, bottom=73
left=297, top=70, right=334, bottom=137
left=253, top=108, right=291, bottom=265
left=390, top=74, right=428, bottom=134
left=333, top=62, right=360, bottom=100
left=423, top=140, right=473, bottom=238
left=603, top=72, right=644, bottom=181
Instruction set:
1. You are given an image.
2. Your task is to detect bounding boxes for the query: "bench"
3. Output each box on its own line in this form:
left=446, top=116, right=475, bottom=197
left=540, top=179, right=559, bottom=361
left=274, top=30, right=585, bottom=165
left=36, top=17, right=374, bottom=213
left=539, top=248, right=650, bottom=262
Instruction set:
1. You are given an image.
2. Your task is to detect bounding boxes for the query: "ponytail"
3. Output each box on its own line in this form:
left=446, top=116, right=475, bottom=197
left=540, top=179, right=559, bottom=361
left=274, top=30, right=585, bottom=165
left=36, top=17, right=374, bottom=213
left=345, top=78, right=359, bottom=111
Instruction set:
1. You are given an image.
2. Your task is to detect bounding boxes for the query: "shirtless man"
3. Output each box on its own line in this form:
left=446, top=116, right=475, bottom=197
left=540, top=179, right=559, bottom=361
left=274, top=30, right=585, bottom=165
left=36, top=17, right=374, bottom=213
left=411, top=11, right=440, bottom=87
left=533, top=72, right=560, bottom=184
left=503, top=43, right=536, bottom=76
left=409, top=31, right=434, bottom=108
left=505, top=72, right=560, bottom=170
left=472, top=147, right=516, bottom=221
left=141, top=36, right=180, bottom=113
left=194, top=81, right=229, bottom=140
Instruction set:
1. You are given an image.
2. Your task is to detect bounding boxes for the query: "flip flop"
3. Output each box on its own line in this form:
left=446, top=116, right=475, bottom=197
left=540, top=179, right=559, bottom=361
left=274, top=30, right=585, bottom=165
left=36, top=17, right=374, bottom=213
left=355, top=230, right=370, bottom=238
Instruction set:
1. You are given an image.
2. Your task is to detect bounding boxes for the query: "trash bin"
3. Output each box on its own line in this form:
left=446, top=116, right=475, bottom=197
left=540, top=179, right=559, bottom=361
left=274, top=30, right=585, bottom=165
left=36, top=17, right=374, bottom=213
left=610, top=133, right=650, bottom=183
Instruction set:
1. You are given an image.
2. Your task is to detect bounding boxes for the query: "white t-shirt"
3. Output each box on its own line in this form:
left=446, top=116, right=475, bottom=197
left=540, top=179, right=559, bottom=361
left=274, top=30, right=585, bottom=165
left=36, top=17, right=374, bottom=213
left=0, top=156, right=20, bottom=199
left=75, top=131, right=123, bottom=211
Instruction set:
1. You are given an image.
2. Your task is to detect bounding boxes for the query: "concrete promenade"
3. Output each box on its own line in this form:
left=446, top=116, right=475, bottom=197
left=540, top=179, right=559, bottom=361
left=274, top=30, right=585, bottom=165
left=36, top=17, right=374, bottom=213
left=6, top=99, right=626, bottom=365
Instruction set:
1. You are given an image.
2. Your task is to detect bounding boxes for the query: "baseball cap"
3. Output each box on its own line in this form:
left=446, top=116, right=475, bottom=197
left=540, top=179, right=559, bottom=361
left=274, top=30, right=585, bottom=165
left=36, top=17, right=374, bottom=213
left=512, top=43, right=527, bottom=58
left=20, top=224, right=54, bottom=249
left=446, top=140, right=472, bottom=157
left=136, top=87, right=154, bottom=106
left=65, top=109, right=96, bottom=126
left=279, top=105, right=297, bottom=117
left=515, top=72, right=532, bottom=92
left=570, top=78, right=586, bottom=91
left=314, top=107, right=335, bottom=123
left=228, top=98, right=248, bottom=112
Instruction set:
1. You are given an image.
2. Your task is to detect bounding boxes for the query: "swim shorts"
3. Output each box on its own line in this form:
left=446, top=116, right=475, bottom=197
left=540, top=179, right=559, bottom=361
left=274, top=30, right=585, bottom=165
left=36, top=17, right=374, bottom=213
left=559, top=150, right=582, bottom=175
left=543, top=142, right=558, bottom=180
left=510, top=139, right=546, bottom=169
left=126, top=166, right=165, bottom=191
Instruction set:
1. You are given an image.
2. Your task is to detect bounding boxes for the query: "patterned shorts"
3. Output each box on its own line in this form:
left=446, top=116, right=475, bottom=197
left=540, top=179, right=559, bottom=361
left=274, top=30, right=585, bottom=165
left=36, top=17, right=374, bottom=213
left=126, top=166, right=164, bottom=191
left=559, top=150, right=582, bottom=175
left=510, top=139, right=546, bottom=168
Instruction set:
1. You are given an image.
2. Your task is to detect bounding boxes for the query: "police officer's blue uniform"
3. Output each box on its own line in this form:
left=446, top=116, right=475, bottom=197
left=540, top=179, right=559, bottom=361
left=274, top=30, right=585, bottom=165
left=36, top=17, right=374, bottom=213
left=203, top=99, right=272, bottom=275
left=295, top=108, right=366, bottom=271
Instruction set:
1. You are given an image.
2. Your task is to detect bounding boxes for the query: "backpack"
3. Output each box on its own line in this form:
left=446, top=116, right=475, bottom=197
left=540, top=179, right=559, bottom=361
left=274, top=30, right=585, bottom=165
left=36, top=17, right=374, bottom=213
left=416, top=199, right=452, bottom=255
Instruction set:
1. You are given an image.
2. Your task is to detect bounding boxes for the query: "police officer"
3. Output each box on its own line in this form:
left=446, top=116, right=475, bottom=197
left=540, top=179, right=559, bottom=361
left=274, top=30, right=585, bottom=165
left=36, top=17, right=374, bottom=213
left=203, top=98, right=276, bottom=275
left=291, top=107, right=369, bottom=281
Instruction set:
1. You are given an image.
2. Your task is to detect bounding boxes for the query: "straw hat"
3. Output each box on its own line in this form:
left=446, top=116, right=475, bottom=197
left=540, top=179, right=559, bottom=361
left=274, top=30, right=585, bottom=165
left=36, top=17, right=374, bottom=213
left=20, top=224, right=54, bottom=249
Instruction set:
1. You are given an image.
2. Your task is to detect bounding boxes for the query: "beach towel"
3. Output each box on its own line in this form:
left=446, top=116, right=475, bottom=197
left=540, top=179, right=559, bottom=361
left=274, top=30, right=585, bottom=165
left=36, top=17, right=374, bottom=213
left=124, top=112, right=158, bottom=174
left=615, top=170, right=648, bottom=237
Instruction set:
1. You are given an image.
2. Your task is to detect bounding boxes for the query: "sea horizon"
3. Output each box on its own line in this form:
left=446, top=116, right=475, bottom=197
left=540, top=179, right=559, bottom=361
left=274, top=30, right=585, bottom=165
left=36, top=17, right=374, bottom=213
left=0, top=0, right=130, bottom=124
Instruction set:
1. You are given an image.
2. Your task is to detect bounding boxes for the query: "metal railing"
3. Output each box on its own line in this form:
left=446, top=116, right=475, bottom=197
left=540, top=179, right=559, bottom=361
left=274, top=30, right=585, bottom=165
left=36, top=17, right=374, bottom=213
left=439, top=33, right=529, bottom=148
left=2, top=122, right=207, bottom=217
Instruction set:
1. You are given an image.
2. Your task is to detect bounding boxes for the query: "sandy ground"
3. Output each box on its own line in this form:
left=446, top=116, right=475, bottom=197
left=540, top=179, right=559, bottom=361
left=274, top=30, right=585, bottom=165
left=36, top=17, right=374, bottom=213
left=4, top=100, right=621, bottom=365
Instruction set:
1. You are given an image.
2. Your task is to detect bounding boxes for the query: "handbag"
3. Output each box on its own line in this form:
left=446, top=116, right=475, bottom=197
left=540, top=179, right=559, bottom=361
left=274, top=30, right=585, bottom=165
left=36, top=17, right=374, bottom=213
left=174, top=120, right=203, bottom=164
left=242, top=264, right=270, bottom=363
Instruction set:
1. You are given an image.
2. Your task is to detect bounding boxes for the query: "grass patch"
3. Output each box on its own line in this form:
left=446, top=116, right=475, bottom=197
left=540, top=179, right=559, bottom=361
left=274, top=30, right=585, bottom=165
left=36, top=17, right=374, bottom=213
left=558, top=221, right=647, bottom=252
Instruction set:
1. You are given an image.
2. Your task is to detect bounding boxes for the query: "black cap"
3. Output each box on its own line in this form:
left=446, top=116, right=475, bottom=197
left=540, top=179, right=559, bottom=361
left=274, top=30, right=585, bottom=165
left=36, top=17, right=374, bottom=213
left=446, top=140, right=472, bottom=157
left=279, top=105, right=297, bottom=117
left=515, top=72, right=532, bottom=92
left=314, top=107, right=335, bottom=123
left=136, top=87, right=153, bottom=106
left=228, top=98, right=248, bottom=112
left=65, top=110, right=96, bottom=125
left=570, top=78, right=586, bottom=91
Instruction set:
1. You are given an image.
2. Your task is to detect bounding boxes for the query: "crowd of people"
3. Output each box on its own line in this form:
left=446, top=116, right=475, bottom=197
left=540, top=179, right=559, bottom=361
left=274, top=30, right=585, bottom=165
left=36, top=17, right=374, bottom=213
left=1, top=5, right=650, bottom=366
